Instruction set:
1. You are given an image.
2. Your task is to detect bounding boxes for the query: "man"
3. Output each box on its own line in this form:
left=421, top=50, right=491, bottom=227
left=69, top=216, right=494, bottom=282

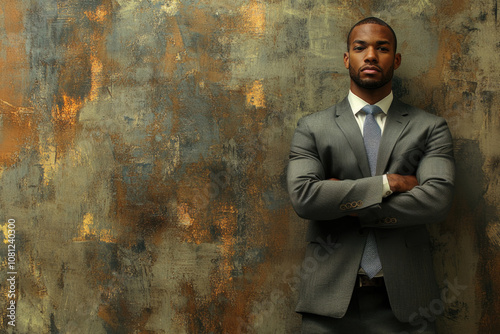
left=287, top=17, right=455, bottom=333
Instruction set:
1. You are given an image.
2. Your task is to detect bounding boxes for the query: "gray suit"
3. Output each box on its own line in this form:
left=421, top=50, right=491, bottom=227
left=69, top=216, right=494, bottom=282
left=287, top=97, right=455, bottom=323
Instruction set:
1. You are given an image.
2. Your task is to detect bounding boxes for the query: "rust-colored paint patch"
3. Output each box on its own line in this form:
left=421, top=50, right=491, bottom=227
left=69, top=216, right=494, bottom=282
left=84, top=4, right=109, bottom=23
left=437, top=0, right=469, bottom=17
left=0, top=0, right=33, bottom=166
left=0, top=101, right=36, bottom=166
left=51, top=0, right=115, bottom=155
left=163, top=16, right=186, bottom=77
left=0, top=0, right=27, bottom=106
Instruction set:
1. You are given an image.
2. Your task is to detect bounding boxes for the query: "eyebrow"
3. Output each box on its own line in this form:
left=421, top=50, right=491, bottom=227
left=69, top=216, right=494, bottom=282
left=352, top=40, right=392, bottom=46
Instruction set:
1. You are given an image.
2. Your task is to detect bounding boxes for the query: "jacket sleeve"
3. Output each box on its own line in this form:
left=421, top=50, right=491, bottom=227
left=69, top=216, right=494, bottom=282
left=359, top=117, right=455, bottom=228
left=287, top=117, right=384, bottom=221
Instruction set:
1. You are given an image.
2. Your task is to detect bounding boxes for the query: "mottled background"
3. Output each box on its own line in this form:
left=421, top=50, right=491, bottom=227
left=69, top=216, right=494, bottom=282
left=0, top=0, right=498, bottom=333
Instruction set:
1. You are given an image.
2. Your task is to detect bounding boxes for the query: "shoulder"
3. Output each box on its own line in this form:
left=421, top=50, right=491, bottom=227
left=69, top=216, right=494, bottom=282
left=391, top=99, right=447, bottom=125
left=298, top=98, right=349, bottom=126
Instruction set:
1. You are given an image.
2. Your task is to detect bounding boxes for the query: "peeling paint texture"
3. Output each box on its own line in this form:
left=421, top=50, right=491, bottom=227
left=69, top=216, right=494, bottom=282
left=0, top=0, right=499, bottom=333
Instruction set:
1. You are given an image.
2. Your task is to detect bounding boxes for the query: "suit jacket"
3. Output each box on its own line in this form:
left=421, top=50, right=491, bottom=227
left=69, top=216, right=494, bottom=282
left=287, top=97, right=455, bottom=322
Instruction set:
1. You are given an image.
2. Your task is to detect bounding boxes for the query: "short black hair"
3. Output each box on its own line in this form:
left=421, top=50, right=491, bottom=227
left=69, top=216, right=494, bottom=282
left=346, top=17, right=398, bottom=52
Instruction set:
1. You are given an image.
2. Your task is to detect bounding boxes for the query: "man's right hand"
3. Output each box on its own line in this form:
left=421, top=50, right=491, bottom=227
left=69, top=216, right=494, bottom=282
left=387, top=174, right=418, bottom=193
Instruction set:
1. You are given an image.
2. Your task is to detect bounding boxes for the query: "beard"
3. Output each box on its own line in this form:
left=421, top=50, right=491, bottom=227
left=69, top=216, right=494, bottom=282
left=349, top=64, right=394, bottom=90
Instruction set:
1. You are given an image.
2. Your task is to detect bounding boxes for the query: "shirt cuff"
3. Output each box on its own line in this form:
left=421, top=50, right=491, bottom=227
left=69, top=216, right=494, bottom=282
left=382, top=174, right=393, bottom=198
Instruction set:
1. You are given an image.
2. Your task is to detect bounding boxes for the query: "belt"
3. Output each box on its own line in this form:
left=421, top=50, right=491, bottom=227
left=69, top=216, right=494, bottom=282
left=358, top=274, right=385, bottom=288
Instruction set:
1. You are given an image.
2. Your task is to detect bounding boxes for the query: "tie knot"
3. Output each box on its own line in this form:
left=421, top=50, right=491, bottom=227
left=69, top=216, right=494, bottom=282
left=362, top=104, right=382, bottom=116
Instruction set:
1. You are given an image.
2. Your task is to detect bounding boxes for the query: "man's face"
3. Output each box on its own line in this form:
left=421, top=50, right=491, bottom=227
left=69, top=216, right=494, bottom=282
left=343, top=23, right=401, bottom=90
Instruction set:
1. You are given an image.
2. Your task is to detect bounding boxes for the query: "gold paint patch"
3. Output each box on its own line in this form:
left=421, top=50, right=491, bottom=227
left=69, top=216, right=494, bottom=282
left=74, top=212, right=117, bottom=243
left=246, top=80, right=266, bottom=109
left=239, top=0, right=266, bottom=35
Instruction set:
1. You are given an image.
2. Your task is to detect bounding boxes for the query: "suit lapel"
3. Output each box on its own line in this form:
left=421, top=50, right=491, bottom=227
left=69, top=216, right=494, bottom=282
left=335, top=98, right=371, bottom=177
left=376, top=99, right=410, bottom=175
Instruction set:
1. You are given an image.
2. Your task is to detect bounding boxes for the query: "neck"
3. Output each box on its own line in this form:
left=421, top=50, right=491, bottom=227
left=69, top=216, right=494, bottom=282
left=350, top=82, right=392, bottom=105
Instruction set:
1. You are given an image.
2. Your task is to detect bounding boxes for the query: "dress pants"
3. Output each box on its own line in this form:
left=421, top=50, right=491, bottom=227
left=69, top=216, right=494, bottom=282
left=301, top=277, right=436, bottom=334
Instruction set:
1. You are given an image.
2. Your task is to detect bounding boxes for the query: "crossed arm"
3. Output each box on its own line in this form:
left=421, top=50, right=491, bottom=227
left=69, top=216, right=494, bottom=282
left=330, top=174, right=418, bottom=193
left=287, top=117, right=455, bottom=228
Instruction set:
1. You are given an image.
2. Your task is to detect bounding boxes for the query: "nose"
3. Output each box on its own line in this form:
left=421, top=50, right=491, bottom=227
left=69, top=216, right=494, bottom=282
left=364, top=47, right=378, bottom=63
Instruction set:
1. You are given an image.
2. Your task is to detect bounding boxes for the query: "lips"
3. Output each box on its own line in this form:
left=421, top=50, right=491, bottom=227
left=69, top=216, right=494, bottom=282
left=361, top=66, right=381, bottom=74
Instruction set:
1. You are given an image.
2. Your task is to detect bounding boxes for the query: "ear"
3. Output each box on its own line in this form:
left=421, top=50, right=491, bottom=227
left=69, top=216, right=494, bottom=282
left=343, top=52, right=349, bottom=69
left=393, top=53, right=401, bottom=70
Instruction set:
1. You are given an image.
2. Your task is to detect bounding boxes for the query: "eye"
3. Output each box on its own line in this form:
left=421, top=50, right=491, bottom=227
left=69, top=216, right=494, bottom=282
left=378, top=46, right=390, bottom=52
left=353, top=46, right=365, bottom=51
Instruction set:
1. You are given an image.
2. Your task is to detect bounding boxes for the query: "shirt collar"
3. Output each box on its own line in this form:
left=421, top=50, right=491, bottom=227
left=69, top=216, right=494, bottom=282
left=348, top=90, right=394, bottom=116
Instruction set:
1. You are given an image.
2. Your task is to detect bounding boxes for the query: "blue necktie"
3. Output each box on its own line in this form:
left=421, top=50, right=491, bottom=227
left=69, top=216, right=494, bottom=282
left=360, top=104, right=383, bottom=278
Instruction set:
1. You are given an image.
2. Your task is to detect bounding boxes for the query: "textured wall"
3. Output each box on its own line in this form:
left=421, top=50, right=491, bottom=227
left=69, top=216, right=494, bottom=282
left=0, top=0, right=498, bottom=333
